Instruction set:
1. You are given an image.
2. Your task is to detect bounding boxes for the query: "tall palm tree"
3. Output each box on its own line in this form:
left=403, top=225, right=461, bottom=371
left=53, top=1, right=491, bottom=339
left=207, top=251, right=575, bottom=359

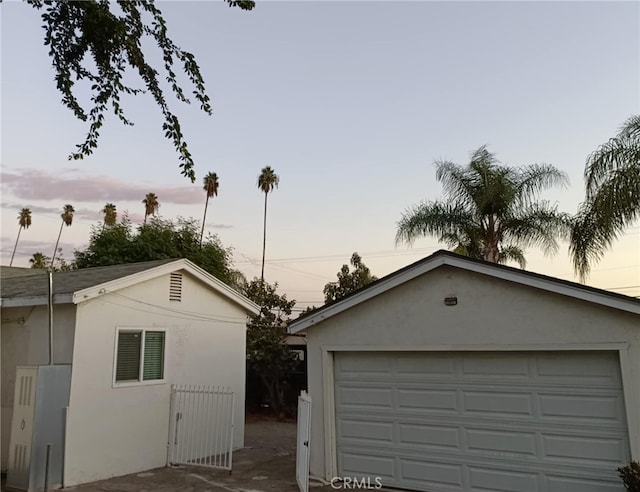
left=30, top=252, right=49, bottom=269
left=570, top=115, right=640, bottom=281
left=396, top=146, right=570, bottom=268
left=142, top=193, right=159, bottom=223
left=200, top=172, right=219, bottom=246
left=102, top=203, right=117, bottom=230
left=52, top=204, right=75, bottom=266
left=258, top=166, right=279, bottom=282
left=10, top=208, right=32, bottom=266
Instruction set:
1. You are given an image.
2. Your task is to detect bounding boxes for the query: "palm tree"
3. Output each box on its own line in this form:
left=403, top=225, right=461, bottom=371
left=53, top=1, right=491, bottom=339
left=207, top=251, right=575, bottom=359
left=52, top=204, right=75, bottom=266
left=570, top=115, right=640, bottom=281
left=200, top=172, right=219, bottom=246
left=10, top=208, right=32, bottom=266
left=396, top=146, right=570, bottom=268
left=30, top=252, right=50, bottom=269
left=102, top=203, right=117, bottom=230
left=142, top=193, right=159, bottom=223
left=258, top=166, right=279, bottom=282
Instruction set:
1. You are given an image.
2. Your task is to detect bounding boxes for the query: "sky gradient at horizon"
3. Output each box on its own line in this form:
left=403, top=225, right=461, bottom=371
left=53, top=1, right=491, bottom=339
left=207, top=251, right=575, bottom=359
left=1, top=0, right=639, bottom=307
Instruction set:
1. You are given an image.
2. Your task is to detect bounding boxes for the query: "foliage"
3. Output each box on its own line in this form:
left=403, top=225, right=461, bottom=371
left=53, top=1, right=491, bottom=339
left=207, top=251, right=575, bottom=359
left=396, top=146, right=571, bottom=268
left=30, top=252, right=74, bottom=271
left=618, top=461, right=640, bottom=492
left=142, top=193, right=159, bottom=223
left=298, top=305, right=318, bottom=316
left=30, top=252, right=49, bottom=270
left=73, top=216, right=245, bottom=289
left=258, top=166, right=280, bottom=281
left=570, top=115, right=640, bottom=281
left=244, top=278, right=299, bottom=419
left=201, top=172, right=220, bottom=245
left=11, top=208, right=33, bottom=267
left=102, top=203, right=117, bottom=227
left=323, top=252, right=378, bottom=303
left=52, top=204, right=75, bottom=265
left=27, top=0, right=255, bottom=182
left=18, top=208, right=33, bottom=229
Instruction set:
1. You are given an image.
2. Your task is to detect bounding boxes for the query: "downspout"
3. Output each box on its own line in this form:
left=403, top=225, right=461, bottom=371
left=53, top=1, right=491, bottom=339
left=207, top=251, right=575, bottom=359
left=48, top=269, right=54, bottom=365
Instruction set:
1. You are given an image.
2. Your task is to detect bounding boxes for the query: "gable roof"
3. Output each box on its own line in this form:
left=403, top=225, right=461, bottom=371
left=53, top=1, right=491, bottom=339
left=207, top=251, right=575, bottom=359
left=1, top=267, right=48, bottom=279
left=0, top=259, right=259, bottom=314
left=289, top=250, right=640, bottom=334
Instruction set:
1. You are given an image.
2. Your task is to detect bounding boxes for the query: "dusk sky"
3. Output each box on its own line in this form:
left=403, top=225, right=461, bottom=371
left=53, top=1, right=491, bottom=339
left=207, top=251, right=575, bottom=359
left=1, top=1, right=639, bottom=309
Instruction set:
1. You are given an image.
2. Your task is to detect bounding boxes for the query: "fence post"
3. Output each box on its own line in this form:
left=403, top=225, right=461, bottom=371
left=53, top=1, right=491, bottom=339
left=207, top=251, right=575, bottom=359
left=166, top=386, right=176, bottom=466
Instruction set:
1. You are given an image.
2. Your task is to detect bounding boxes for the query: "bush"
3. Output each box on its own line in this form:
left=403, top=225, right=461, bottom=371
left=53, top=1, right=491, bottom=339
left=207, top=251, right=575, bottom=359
left=619, top=461, right=640, bottom=491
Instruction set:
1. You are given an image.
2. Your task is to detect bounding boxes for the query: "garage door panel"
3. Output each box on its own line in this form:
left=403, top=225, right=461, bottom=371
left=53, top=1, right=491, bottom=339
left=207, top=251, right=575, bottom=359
left=466, top=428, right=537, bottom=457
left=334, top=351, right=630, bottom=492
left=539, top=393, right=625, bottom=422
left=397, top=388, right=458, bottom=411
left=461, top=355, right=531, bottom=379
left=335, top=352, right=392, bottom=374
left=535, top=353, right=622, bottom=385
left=399, top=423, right=460, bottom=449
left=462, top=391, right=534, bottom=417
left=396, top=355, right=457, bottom=376
left=401, top=460, right=463, bottom=489
left=468, top=466, right=539, bottom=492
left=339, top=419, right=393, bottom=443
left=339, top=452, right=395, bottom=479
left=542, top=434, right=629, bottom=465
left=336, top=386, right=392, bottom=408
left=546, top=475, right=626, bottom=492
left=336, top=411, right=626, bottom=439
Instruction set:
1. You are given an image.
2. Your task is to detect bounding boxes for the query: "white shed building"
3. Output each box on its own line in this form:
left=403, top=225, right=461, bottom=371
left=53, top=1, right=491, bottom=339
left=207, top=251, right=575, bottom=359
left=1, top=259, right=259, bottom=488
left=288, top=250, right=640, bottom=492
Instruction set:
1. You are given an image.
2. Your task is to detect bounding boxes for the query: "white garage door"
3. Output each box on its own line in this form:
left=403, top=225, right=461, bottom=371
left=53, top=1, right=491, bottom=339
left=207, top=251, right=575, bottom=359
left=334, top=351, right=630, bottom=492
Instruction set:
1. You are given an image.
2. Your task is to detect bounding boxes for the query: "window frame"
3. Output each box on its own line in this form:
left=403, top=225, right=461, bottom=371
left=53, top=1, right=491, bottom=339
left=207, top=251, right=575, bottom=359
left=112, top=327, right=167, bottom=387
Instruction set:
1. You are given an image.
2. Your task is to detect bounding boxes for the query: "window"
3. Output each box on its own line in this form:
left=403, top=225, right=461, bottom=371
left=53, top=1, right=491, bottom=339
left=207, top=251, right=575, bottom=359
left=115, top=330, right=165, bottom=383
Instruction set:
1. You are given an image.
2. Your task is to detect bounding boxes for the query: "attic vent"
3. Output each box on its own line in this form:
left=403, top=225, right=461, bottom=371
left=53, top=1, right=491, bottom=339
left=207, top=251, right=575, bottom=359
left=169, top=272, right=182, bottom=302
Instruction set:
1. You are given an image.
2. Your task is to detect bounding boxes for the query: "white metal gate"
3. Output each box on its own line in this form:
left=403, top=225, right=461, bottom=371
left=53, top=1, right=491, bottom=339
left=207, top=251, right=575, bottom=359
left=167, top=385, right=235, bottom=470
left=296, top=391, right=312, bottom=492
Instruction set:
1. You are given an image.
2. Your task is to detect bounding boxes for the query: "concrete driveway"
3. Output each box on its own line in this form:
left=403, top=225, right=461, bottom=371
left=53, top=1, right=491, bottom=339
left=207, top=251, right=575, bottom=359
left=61, top=418, right=330, bottom=492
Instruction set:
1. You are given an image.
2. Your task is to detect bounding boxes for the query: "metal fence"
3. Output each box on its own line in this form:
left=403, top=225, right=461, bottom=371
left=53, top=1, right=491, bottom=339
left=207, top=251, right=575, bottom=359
left=296, top=391, right=312, bottom=492
left=167, top=384, right=235, bottom=470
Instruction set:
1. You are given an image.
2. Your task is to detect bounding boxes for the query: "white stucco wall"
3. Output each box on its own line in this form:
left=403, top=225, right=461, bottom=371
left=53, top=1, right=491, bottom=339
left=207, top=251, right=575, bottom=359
left=304, top=266, right=640, bottom=480
left=64, top=271, right=249, bottom=486
left=0, top=304, right=76, bottom=471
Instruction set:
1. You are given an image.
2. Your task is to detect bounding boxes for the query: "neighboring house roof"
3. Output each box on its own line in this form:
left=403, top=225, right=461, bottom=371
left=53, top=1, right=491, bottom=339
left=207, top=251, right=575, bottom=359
left=1, top=267, right=47, bottom=279
left=289, top=250, right=640, bottom=334
left=0, top=259, right=259, bottom=314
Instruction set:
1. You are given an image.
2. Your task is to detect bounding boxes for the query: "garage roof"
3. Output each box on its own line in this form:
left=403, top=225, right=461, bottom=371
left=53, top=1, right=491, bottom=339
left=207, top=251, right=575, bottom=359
left=289, top=250, right=640, bottom=333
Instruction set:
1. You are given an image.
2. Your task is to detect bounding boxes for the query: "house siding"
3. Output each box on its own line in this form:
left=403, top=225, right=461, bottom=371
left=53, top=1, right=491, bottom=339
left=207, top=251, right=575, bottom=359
left=305, top=266, right=640, bottom=480
left=63, top=271, right=248, bottom=486
left=0, top=304, right=75, bottom=472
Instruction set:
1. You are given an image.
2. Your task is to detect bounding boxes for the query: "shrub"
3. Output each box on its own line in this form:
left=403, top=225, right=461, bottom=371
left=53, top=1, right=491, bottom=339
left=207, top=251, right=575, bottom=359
left=618, top=461, right=640, bottom=491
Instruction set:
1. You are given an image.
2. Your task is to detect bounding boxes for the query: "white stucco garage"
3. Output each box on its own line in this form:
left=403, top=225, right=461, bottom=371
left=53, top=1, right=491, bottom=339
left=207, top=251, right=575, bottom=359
left=1, top=259, right=258, bottom=487
left=288, top=250, right=640, bottom=492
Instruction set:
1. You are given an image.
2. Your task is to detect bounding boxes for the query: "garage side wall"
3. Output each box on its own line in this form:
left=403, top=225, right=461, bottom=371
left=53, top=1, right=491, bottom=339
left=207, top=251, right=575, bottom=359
left=305, top=266, right=640, bottom=480
left=64, top=272, right=248, bottom=486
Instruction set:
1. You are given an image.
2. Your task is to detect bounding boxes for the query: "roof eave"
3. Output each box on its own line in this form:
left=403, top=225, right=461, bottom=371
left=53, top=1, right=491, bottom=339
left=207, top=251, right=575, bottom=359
left=72, top=259, right=260, bottom=314
left=288, top=252, right=640, bottom=334
left=1, top=294, right=74, bottom=308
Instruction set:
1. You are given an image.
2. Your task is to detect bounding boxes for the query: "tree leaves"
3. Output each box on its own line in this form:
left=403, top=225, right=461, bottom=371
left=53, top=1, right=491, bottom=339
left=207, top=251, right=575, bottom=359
left=571, top=115, right=640, bottom=281
left=29, top=0, right=254, bottom=182
left=323, top=252, right=378, bottom=303
left=396, top=147, right=570, bottom=267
